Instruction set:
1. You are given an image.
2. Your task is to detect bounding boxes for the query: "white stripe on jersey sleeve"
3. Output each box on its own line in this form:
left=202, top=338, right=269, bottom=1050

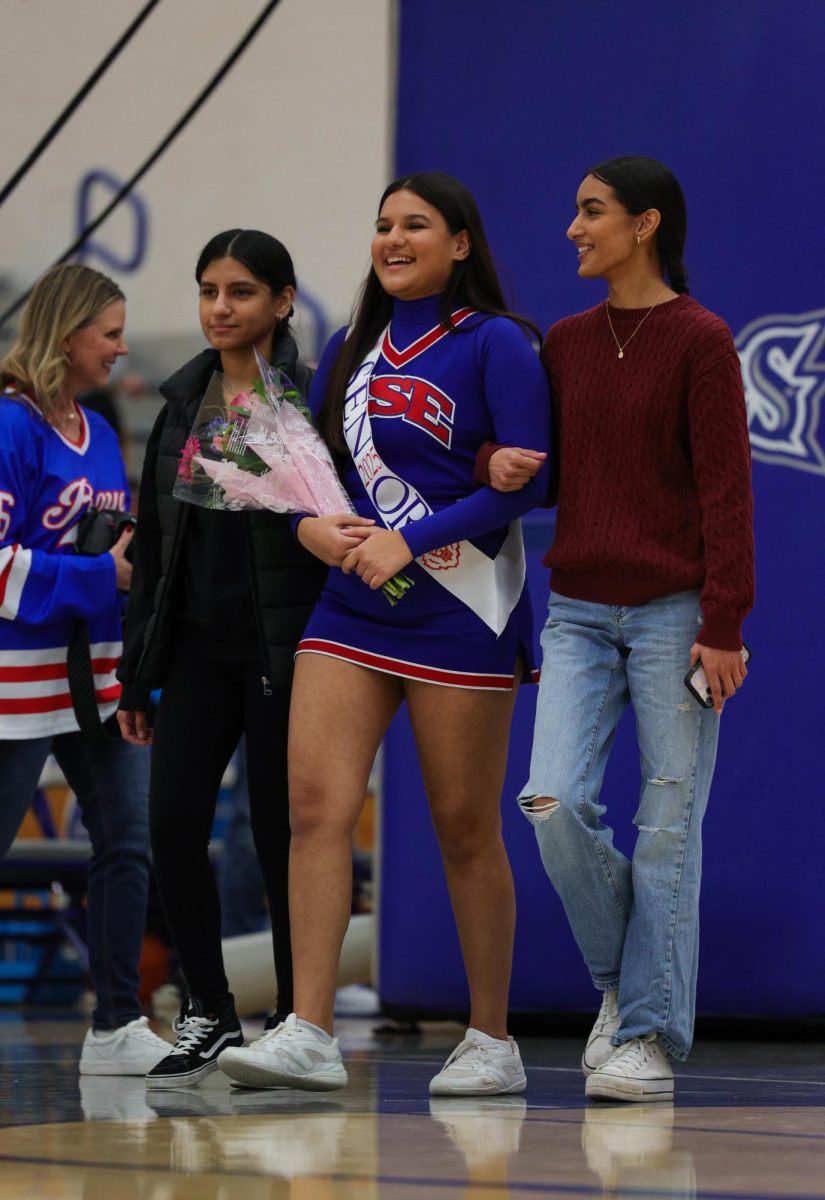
left=0, top=545, right=33, bottom=619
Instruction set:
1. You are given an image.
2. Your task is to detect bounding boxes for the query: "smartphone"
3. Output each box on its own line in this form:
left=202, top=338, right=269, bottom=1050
left=684, top=644, right=751, bottom=708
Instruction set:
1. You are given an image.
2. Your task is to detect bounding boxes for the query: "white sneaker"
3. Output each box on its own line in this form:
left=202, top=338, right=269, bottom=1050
left=585, top=1034, right=674, bottom=1102
left=217, top=1013, right=348, bottom=1091
left=429, top=1028, right=526, bottom=1096
left=582, top=989, right=620, bottom=1076
left=79, top=1017, right=170, bottom=1076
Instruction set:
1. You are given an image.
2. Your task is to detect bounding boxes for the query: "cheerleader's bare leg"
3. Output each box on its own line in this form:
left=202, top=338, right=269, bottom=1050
left=287, top=652, right=403, bottom=1033
left=405, top=674, right=520, bottom=1040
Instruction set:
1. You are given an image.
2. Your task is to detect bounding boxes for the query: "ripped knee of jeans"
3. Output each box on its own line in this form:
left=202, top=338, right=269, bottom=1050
left=518, top=794, right=560, bottom=823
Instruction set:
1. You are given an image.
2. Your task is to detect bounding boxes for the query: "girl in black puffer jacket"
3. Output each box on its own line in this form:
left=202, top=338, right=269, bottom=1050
left=118, top=230, right=327, bottom=1088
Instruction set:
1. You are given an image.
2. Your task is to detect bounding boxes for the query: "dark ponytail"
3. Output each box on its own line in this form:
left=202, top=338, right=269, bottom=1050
left=659, top=249, right=689, bottom=296
left=588, top=156, right=690, bottom=295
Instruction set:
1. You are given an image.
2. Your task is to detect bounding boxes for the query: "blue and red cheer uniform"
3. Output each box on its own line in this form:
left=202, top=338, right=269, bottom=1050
left=296, top=294, right=551, bottom=690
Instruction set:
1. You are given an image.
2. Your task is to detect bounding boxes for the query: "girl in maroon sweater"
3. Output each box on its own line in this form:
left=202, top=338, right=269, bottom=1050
left=486, top=156, right=754, bottom=1102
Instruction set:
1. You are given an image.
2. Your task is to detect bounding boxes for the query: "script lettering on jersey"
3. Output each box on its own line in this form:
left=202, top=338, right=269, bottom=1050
left=43, top=479, right=127, bottom=544
left=369, top=375, right=455, bottom=448
left=93, top=490, right=127, bottom=512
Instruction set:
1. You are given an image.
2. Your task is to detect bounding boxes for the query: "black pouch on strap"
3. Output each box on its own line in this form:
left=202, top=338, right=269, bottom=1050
left=74, top=508, right=136, bottom=560
left=68, top=508, right=135, bottom=737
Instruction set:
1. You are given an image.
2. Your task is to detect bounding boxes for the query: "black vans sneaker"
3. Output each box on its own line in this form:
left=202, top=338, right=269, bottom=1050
left=146, top=996, right=244, bottom=1089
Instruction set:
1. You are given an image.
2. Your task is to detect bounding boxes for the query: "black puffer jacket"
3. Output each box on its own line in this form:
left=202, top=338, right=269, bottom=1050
left=118, top=330, right=327, bottom=709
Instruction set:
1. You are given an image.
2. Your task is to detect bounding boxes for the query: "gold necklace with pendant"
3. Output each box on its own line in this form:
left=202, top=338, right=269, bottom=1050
left=605, top=289, right=668, bottom=359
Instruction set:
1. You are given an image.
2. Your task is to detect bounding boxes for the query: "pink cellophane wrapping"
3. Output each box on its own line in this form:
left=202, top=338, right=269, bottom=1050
left=175, top=359, right=355, bottom=520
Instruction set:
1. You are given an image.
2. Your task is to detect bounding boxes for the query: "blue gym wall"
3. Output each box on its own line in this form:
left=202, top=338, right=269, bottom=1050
left=379, top=0, right=825, bottom=1018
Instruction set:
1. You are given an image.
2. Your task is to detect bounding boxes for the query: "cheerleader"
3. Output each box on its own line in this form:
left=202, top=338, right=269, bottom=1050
left=218, top=172, right=550, bottom=1096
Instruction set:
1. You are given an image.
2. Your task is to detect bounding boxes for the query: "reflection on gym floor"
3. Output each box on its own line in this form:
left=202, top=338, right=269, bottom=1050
left=1, top=1014, right=823, bottom=1199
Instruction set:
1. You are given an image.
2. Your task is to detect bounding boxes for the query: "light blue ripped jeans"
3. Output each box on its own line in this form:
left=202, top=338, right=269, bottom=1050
left=518, top=590, right=720, bottom=1061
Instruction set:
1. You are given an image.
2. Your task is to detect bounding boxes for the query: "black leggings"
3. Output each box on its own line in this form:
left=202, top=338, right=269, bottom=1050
left=149, top=650, right=292, bottom=1012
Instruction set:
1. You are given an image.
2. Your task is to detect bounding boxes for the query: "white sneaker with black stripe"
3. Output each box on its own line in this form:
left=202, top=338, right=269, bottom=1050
left=145, top=997, right=244, bottom=1089
left=218, top=1013, right=348, bottom=1091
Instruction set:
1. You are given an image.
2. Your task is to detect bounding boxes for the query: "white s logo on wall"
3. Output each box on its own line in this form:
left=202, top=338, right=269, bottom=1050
left=737, top=307, right=825, bottom=476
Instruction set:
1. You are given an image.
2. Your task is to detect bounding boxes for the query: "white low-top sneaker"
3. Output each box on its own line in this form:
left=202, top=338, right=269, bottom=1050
left=429, top=1028, right=526, bottom=1096
left=79, top=1017, right=170, bottom=1076
left=218, top=1013, right=348, bottom=1091
left=582, top=989, right=620, bottom=1076
left=585, top=1034, right=674, bottom=1102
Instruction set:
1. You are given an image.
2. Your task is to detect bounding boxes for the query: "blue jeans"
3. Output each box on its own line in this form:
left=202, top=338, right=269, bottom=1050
left=518, top=591, right=720, bottom=1061
left=0, top=729, right=151, bottom=1030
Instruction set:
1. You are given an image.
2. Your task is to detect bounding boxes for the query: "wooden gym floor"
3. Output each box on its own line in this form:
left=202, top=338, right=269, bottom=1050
left=0, top=1011, right=823, bottom=1199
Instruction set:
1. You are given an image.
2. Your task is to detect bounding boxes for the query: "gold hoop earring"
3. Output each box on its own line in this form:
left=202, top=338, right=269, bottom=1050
left=636, top=235, right=642, bottom=246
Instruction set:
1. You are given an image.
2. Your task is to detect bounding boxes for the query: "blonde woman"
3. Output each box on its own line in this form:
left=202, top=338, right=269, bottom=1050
left=0, top=263, right=168, bottom=1075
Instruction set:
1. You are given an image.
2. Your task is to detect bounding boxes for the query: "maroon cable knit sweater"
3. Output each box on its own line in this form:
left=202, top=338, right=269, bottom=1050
left=476, top=294, right=754, bottom=650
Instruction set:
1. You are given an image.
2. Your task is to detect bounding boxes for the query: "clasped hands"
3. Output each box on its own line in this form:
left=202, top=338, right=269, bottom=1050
left=297, top=514, right=413, bottom=588
left=487, top=446, right=547, bottom=491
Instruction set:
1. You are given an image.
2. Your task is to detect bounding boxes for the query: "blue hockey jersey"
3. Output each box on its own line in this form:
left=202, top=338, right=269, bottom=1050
left=0, top=389, right=129, bottom=738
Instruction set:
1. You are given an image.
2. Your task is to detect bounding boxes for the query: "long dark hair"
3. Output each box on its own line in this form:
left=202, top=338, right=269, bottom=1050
left=195, top=229, right=297, bottom=330
left=587, top=156, right=689, bottom=295
left=320, top=171, right=539, bottom=454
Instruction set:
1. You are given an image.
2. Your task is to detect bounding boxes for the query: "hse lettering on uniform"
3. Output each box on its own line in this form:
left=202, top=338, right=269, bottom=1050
left=369, top=376, right=456, bottom=448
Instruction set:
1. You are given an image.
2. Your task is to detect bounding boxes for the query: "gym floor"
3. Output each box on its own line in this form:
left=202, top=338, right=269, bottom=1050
left=0, top=1012, right=823, bottom=1198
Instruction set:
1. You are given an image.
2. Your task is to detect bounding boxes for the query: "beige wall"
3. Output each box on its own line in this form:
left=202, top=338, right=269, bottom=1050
left=0, top=0, right=394, bottom=366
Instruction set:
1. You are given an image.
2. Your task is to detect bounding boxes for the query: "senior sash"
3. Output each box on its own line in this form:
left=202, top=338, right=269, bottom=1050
left=342, top=317, right=525, bottom=636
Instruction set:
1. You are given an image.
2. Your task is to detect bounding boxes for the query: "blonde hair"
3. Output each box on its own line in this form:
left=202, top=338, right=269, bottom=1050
left=0, top=263, right=124, bottom=420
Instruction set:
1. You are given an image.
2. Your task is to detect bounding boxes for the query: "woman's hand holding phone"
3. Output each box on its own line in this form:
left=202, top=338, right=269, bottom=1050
left=684, top=643, right=750, bottom=714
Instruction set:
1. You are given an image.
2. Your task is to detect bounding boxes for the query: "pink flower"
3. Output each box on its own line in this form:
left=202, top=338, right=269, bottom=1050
left=178, top=435, right=201, bottom=482
left=211, top=434, right=228, bottom=453
left=229, top=391, right=252, bottom=414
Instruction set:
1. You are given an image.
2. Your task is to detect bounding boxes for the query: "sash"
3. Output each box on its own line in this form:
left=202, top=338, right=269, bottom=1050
left=342, top=316, right=525, bottom=636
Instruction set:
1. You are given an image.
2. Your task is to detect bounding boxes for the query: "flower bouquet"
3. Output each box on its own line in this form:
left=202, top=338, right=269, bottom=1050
left=172, top=350, right=413, bottom=604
